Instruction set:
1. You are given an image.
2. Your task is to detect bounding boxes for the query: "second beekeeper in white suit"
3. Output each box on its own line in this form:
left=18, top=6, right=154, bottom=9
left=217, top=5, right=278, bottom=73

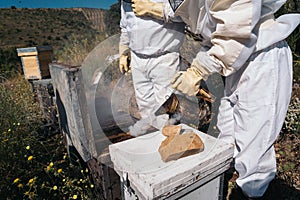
left=119, top=0, right=185, bottom=136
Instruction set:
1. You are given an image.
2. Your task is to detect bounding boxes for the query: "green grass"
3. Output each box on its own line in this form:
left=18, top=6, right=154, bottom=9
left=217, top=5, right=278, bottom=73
left=0, top=74, right=97, bottom=199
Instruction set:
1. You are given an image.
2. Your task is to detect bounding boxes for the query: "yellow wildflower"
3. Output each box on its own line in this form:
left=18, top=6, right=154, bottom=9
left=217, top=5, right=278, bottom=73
left=90, top=184, right=94, bottom=188
left=17, top=122, right=20, bottom=126
left=73, top=195, right=78, bottom=199
left=57, top=169, right=62, bottom=173
left=28, top=178, right=34, bottom=185
left=8, top=129, right=11, bottom=132
left=26, top=146, right=30, bottom=150
left=17, top=183, right=23, bottom=188
left=49, top=162, right=54, bottom=167
left=13, top=178, right=20, bottom=184
left=53, top=185, right=58, bottom=190
left=81, top=170, right=84, bottom=173
left=46, top=166, right=51, bottom=171
left=24, top=191, right=29, bottom=196
left=28, top=156, right=33, bottom=161
left=85, top=168, right=89, bottom=173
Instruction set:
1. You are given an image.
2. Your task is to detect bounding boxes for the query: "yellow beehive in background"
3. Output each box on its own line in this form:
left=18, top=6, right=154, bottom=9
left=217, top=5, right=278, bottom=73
left=17, top=46, right=53, bottom=80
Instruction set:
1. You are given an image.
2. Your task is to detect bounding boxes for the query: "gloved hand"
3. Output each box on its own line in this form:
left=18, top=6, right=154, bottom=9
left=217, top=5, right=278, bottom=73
left=119, top=55, right=130, bottom=74
left=132, top=0, right=163, bottom=19
left=171, top=52, right=214, bottom=96
left=119, top=44, right=131, bottom=74
left=171, top=67, right=204, bottom=96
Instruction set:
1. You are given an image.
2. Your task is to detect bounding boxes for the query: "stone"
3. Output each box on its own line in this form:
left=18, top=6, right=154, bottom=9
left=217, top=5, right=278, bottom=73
left=161, top=124, right=182, bottom=137
left=159, top=131, right=204, bottom=162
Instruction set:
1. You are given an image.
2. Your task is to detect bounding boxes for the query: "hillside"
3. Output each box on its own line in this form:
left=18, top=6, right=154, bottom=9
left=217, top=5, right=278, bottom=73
left=0, top=8, right=107, bottom=50
left=0, top=7, right=118, bottom=72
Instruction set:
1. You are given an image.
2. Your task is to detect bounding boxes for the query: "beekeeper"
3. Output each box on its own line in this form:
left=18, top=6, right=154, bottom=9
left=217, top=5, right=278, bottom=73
left=132, top=0, right=300, bottom=198
left=119, top=0, right=185, bottom=137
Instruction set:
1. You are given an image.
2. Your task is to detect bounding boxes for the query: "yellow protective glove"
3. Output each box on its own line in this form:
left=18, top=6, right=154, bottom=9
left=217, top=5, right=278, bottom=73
left=119, top=55, right=130, bottom=74
left=132, top=0, right=163, bottom=20
left=171, top=67, right=204, bottom=96
left=119, top=44, right=131, bottom=74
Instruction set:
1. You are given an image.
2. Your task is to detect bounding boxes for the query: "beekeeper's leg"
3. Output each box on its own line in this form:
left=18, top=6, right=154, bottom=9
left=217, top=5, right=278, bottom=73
left=148, top=52, right=181, bottom=127
left=232, top=41, right=293, bottom=198
left=129, top=53, right=156, bottom=136
left=130, top=52, right=180, bottom=136
left=217, top=97, right=235, bottom=145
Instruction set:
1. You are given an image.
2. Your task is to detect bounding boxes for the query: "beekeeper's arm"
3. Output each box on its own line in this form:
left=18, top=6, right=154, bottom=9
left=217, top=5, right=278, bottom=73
left=132, top=0, right=183, bottom=22
left=132, top=0, right=163, bottom=19
left=172, top=0, right=261, bottom=96
left=119, top=1, right=131, bottom=74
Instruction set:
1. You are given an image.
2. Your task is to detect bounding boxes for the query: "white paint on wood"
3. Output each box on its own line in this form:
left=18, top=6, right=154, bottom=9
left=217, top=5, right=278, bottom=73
left=109, top=124, right=234, bottom=199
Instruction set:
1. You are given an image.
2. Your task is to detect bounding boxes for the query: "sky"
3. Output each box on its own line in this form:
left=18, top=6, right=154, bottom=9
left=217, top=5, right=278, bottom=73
left=0, top=0, right=118, bottom=9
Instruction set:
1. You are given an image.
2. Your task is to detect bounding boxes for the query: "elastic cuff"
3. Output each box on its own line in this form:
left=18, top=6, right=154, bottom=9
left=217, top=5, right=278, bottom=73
left=191, top=64, right=210, bottom=80
left=193, top=51, right=224, bottom=79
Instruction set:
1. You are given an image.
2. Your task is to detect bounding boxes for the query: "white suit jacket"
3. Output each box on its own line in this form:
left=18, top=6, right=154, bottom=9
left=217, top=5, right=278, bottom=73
left=165, top=0, right=300, bottom=76
left=120, top=0, right=185, bottom=56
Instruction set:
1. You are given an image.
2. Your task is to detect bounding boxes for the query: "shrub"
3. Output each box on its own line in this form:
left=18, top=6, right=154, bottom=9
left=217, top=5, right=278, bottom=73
left=0, top=74, right=97, bottom=199
left=55, top=33, right=105, bottom=66
left=0, top=47, right=21, bottom=74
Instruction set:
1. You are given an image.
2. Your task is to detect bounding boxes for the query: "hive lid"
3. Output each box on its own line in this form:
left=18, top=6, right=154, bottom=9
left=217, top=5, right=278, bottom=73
left=17, top=46, right=53, bottom=56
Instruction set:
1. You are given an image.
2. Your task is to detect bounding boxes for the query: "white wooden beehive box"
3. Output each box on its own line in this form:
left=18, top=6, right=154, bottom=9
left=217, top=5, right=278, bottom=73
left=109, top=124, right=234, bottom=200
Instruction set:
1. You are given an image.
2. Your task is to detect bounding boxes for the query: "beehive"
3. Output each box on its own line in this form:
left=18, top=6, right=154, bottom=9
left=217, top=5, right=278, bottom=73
left=109, top=124, right=234, bottom=200
left=17, top=46, right=53, bottom=80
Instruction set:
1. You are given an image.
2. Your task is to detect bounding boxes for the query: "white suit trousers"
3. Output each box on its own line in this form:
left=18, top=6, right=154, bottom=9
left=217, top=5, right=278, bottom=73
left=217, top=40, right=293, bottom=197
left=129, top=51, right=180, bottom=136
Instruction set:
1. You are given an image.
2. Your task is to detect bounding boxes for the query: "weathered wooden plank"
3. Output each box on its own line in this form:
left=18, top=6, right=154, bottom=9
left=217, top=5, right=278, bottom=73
left=18, top=51, right=38, bottom=56
left=49, top=63, right=97, bottom=162
left=21, top=56, right=41, bottom=79
left=87, top=158, right=122, bottom=200
left=31, top=79, right=59, bottom=133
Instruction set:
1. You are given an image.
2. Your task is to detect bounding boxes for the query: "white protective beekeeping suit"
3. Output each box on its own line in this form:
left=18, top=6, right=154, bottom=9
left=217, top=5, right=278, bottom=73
left=120, top=0, right=185, bottom=136
left=164, top=0, right=300, bottom=198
